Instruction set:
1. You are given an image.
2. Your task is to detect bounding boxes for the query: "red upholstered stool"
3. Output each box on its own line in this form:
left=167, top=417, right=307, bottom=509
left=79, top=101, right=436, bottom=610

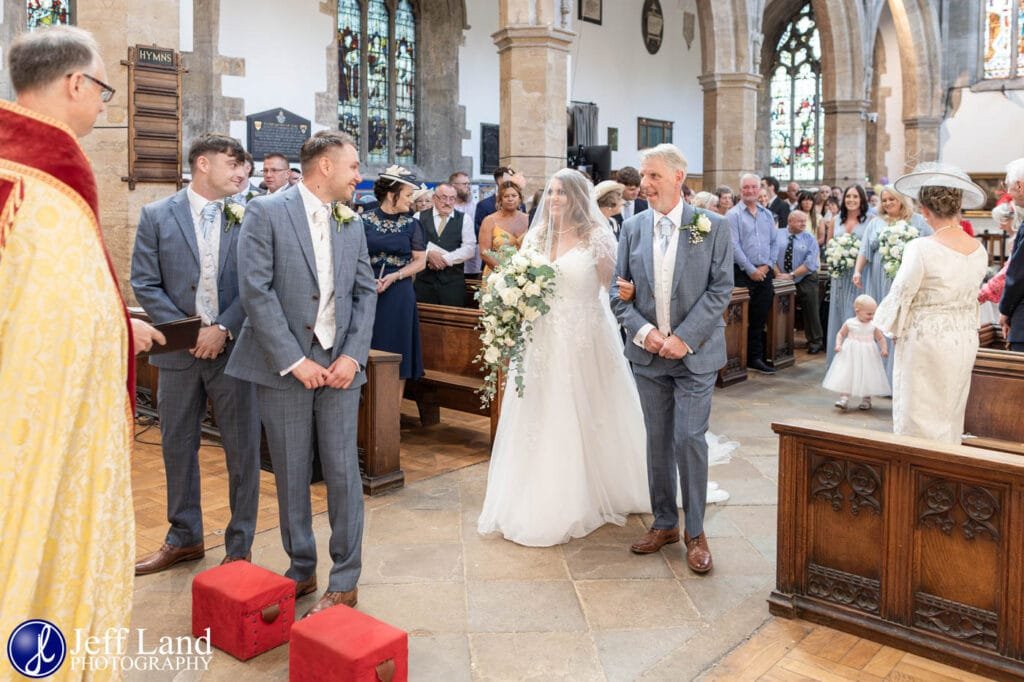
left=290, top=605, right=408, bottom=682
left=191, top=561, right=295, bottom=660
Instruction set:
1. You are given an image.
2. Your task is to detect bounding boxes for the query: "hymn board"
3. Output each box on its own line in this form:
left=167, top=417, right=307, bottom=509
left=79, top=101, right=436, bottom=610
left=121, top=45, right=185, bottom=189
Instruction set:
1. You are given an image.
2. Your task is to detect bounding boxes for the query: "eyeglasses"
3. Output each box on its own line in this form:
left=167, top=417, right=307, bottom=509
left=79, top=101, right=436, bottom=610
left=262, top=168, right=289, bottom=175
left=70, top=73, right=116, bottom=103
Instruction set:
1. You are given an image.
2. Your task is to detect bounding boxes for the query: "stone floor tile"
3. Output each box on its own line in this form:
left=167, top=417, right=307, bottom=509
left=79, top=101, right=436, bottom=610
left=466, top=580, right=587, bottom=632
left=668, top=535, right=776, bottom=581
left=594, top=626, right=702, bottom=682
left=463, top=537, right=569, bottom=581
left=469, top=632, right=604, bottom=681
left=358, top=582, right=468, bottom=634
left=365, top=506, right=461, bottom=544
left=575, top=579, right=700, bottom=630
left=563, top=532, right=675, bottom=580
left=360, top=542, right=463, bottom=583
left=409, top=634, right=472, bottom=682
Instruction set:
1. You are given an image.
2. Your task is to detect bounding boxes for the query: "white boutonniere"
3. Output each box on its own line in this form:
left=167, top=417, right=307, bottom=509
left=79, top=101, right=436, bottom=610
left=682, top=209, right=713, bottom=245
left=333, top=202, right=356, bottom=231
left=224, top=201, right=245, bottom=231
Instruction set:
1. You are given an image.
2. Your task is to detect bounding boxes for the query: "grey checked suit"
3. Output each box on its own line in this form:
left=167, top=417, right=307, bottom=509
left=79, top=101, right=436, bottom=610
left=130, top=188, right=261, bottom=557
left=226, top=185, right=377, bottom=592
left=610, top=203, right=734, bottom=537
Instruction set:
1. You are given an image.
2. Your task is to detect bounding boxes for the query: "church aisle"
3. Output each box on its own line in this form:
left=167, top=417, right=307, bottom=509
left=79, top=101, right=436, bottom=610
left=129, top=350, right=947, bottom=680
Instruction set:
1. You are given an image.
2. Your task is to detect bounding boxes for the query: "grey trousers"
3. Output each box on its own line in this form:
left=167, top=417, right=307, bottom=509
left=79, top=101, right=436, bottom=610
left=156, top=352, right=261, bottom=556
left=257, top=343, right=364, bottom=592
left=632, top=356, right=715, bottom=538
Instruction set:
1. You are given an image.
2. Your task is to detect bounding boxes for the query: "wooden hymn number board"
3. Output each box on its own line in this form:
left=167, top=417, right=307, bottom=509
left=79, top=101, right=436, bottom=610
left=122, top=45, right=185, bottom=189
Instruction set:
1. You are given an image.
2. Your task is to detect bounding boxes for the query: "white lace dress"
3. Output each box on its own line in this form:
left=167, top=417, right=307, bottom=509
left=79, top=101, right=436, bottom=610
left=476, top=241, right=737, bottom=546
left=874, top=238, right=987, bottom=444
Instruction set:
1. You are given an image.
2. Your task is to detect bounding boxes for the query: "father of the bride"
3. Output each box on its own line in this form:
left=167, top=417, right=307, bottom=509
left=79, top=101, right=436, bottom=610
left=611, top=143, right=733, bottom=573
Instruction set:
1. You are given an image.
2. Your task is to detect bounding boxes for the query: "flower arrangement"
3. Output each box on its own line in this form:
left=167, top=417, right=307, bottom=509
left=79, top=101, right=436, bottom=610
left=224, top=201, right=245, bottom=231
left=825, top=232, right=861, bottom=278
left=877, top=220, right=919, bottom=278
left=475, top=245, right=557, bottom=405
left=333, top=202, right=356, bottom=230
left=681, top=210, right=713, bottom=245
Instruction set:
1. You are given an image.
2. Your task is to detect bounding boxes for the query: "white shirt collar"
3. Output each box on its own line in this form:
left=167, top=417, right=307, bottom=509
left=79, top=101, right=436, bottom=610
left=296, top=181, right=329, bottom=221
left=652, top=199, right=685, bottom=229
left=186, top=185, right=223, bottom=219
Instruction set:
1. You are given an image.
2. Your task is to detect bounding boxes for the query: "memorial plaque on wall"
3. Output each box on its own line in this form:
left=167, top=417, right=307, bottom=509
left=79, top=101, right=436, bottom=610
left=247, top=109, right=310, bottom=163
left=122, top=45, right=184, bottom=189
left=480, top=124, right=500, bottom=176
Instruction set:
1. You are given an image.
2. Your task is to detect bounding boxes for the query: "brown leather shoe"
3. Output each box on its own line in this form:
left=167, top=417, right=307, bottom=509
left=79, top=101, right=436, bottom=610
left=302, top=589, right=358, bottom=618
left=220, top=552, right=252, bottom=565
left=135, top=542, right=205, bottom=576
left=294, top=575, right=318, bottom=598
left=684, top=532, right=713, bottom=574
left=630, top=527, right=680, bottom=554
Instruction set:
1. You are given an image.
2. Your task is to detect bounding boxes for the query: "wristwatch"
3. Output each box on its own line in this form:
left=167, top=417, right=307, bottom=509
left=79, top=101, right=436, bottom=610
left=216, top=324, right=229, bottom=333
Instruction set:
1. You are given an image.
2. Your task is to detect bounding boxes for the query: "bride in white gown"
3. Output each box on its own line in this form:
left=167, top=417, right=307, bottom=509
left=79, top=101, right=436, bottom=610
left=477, top=170, right=735, bottom=547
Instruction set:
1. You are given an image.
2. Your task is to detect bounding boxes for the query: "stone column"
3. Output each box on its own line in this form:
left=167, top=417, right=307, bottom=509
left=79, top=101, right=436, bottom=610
left=0, top=0, right=28, bottom=101
left=492, top=1, right=574, bottom=193
left=903, top=115, right=941, bottom=170
left=698, top=72, right=760, bottom=190
left=822, top=99, right=869, bottom=187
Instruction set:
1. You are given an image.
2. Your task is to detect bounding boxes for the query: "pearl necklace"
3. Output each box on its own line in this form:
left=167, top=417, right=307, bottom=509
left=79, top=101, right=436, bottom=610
left=932, top=225, right=957, bottom=236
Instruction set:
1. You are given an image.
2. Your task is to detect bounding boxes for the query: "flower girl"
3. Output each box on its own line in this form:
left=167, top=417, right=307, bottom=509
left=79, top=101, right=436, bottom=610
left=822, top=294, right=891, bottom=410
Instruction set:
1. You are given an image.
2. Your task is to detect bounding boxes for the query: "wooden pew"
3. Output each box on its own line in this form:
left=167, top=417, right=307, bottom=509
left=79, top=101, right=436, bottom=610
left=766, top=277, right=796, bottom=369
left=963, top=348, right=1024, bottom=456
left=772, top=420, right=1024, bottom=680
left=717, top=287, right=750, bottom=387
left=134, top=349, right=405, bottom=496
left=407, top=303, right=501, bottom=443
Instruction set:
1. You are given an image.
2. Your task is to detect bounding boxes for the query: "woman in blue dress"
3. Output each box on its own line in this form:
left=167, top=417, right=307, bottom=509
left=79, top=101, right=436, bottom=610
left=826, top=185, right=870, bottom=368
left=363, top=166, right=427, bottom=397
left=852, top=185, right=932, bottom=383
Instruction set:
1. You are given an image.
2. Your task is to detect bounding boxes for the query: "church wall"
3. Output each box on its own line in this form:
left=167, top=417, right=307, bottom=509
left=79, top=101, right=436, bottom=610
left=568, top=0, right=704, bottom=174
left=218, top=0, right=332, bottom=157
left=876, top=4, right=904, bottom=181
left=940, top=89, right=1024, bottom=174
left=458, top=0, right=500, bottom=180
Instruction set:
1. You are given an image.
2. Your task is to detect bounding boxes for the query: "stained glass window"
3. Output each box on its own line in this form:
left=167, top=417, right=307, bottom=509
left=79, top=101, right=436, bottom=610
left=338, top=0, right=362, bottom=146
left=983, top=0, right=1024, bottom=79
left=337, top=0, right=417, bottom=165
left=366, top=0, right=390, bottom=164
left=394, top=0, right=416, bottom=165
left=769, top=3, right=824, bottom=183
left=26, top=0, right=72, bottom=30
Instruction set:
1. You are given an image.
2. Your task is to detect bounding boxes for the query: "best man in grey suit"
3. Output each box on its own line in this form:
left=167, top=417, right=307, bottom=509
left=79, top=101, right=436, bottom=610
left=611, top=143, right=734, bottom=574
left=226, top=131, right=377, bottom=617
left=131, top=134, right=261, bottom=574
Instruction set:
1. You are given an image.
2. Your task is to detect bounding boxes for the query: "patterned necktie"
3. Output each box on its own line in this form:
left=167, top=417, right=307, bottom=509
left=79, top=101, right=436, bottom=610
left=784, top=233, right=795, bottom=272
left=313, top=205, right=330, bottom=241
left=657, top=216, right=673, bottom=255
left=200, top=202, right=220, bottom=239
left=437, top=215, right=448, bottom=238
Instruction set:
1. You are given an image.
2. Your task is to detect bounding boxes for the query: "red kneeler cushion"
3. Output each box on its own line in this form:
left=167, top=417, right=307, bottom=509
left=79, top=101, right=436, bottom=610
left=191, top=562, right=295, bottom=661
left=290, top=605, right=408, bottom=682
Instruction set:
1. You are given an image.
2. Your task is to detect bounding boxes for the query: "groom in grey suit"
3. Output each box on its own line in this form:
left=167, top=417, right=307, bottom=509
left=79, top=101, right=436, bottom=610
left=131, top=134, right=261, bottom=574
left=611, top=143, right=733, bottom=574
left=227, top=131, right=377, bottom=617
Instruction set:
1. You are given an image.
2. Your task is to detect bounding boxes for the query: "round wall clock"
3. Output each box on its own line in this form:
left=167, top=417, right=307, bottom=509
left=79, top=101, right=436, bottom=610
left=642, top=0, right=664, bottom=55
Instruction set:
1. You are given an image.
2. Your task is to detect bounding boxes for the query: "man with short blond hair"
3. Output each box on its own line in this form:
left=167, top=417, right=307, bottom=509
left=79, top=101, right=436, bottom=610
left=262, top=152, right=291, bottom=194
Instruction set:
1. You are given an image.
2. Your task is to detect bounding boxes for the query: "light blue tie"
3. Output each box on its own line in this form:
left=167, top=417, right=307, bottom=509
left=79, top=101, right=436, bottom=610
left=657, top=216, right=673, bottom=254
left=200, top=202, right=220, bottom=239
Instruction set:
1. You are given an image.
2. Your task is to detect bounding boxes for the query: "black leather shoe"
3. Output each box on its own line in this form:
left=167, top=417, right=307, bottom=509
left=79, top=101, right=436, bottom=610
left=748, top=359, right=777, bottom=374
left=807, top=344, right=822, bottom=354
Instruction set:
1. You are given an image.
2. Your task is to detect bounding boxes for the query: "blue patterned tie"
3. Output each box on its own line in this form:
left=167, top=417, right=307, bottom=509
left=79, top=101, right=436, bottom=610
left=200, top=202, right=220, bottom=239
left=657, top=216, right=673, bottom=254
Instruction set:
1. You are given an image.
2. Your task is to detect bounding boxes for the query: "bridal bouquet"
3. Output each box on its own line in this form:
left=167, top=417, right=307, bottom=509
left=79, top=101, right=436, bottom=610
left=877, top=220, right=919, bottom=278
left=475, top=245, right=557, bottom=406
left=825, top=233, right=861, bottom=278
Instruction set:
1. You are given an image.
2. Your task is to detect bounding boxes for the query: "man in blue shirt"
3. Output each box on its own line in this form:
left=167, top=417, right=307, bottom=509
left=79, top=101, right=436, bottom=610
left=773, top=210, right=823, bottom=354
left=727, top=173, right=780, bottom=373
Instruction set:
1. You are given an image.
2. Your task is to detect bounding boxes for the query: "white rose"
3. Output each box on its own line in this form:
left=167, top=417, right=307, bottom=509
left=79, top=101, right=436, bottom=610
left=335, top=204, right=356, bottom=222
left=483, top=346, right=501, bottom=364
left=499, top=287, right=523, bottom=306
left=481, top=332, right=494, bottom=345
left=491, top=277, right=507, bottom=292
left=696, top=215, right=712, bottom=232
left=523, top=307, right=541, bottom=322
left=523, top=282, right=541, bottom=297
left=511, top=253, right=529, bottom=269
left=845, top=257, right=854, bottom=268
left=481, top=293, right=493, bottom=306
left=502, top=309, right=515, bottom=321
left=516, top=275, right=528, bottom=286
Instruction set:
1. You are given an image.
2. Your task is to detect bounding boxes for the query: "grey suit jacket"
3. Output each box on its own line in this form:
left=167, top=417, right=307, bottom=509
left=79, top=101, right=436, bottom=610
left=225, top=185, right=378, bottom=390
left=610, top=203, right=734, bottom=375
left=130, top=189, right=246, bottom=370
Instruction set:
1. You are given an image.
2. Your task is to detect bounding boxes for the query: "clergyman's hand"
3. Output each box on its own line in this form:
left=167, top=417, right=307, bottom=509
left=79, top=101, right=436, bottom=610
left=131, top=318, right=166, bottom=355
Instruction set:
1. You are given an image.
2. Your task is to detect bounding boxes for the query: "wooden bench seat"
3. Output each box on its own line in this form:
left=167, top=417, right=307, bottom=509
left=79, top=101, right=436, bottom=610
left=963, top=347, right=1024, bottom=456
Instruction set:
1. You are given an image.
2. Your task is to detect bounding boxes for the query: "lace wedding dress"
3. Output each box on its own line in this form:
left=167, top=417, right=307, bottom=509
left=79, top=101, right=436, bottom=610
left=476, top=241, right=738, bottom=546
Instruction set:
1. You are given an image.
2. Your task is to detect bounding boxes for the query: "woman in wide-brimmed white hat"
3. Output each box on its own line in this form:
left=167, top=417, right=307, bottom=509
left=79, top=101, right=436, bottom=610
left=874, top=162, right=988, bottom=443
